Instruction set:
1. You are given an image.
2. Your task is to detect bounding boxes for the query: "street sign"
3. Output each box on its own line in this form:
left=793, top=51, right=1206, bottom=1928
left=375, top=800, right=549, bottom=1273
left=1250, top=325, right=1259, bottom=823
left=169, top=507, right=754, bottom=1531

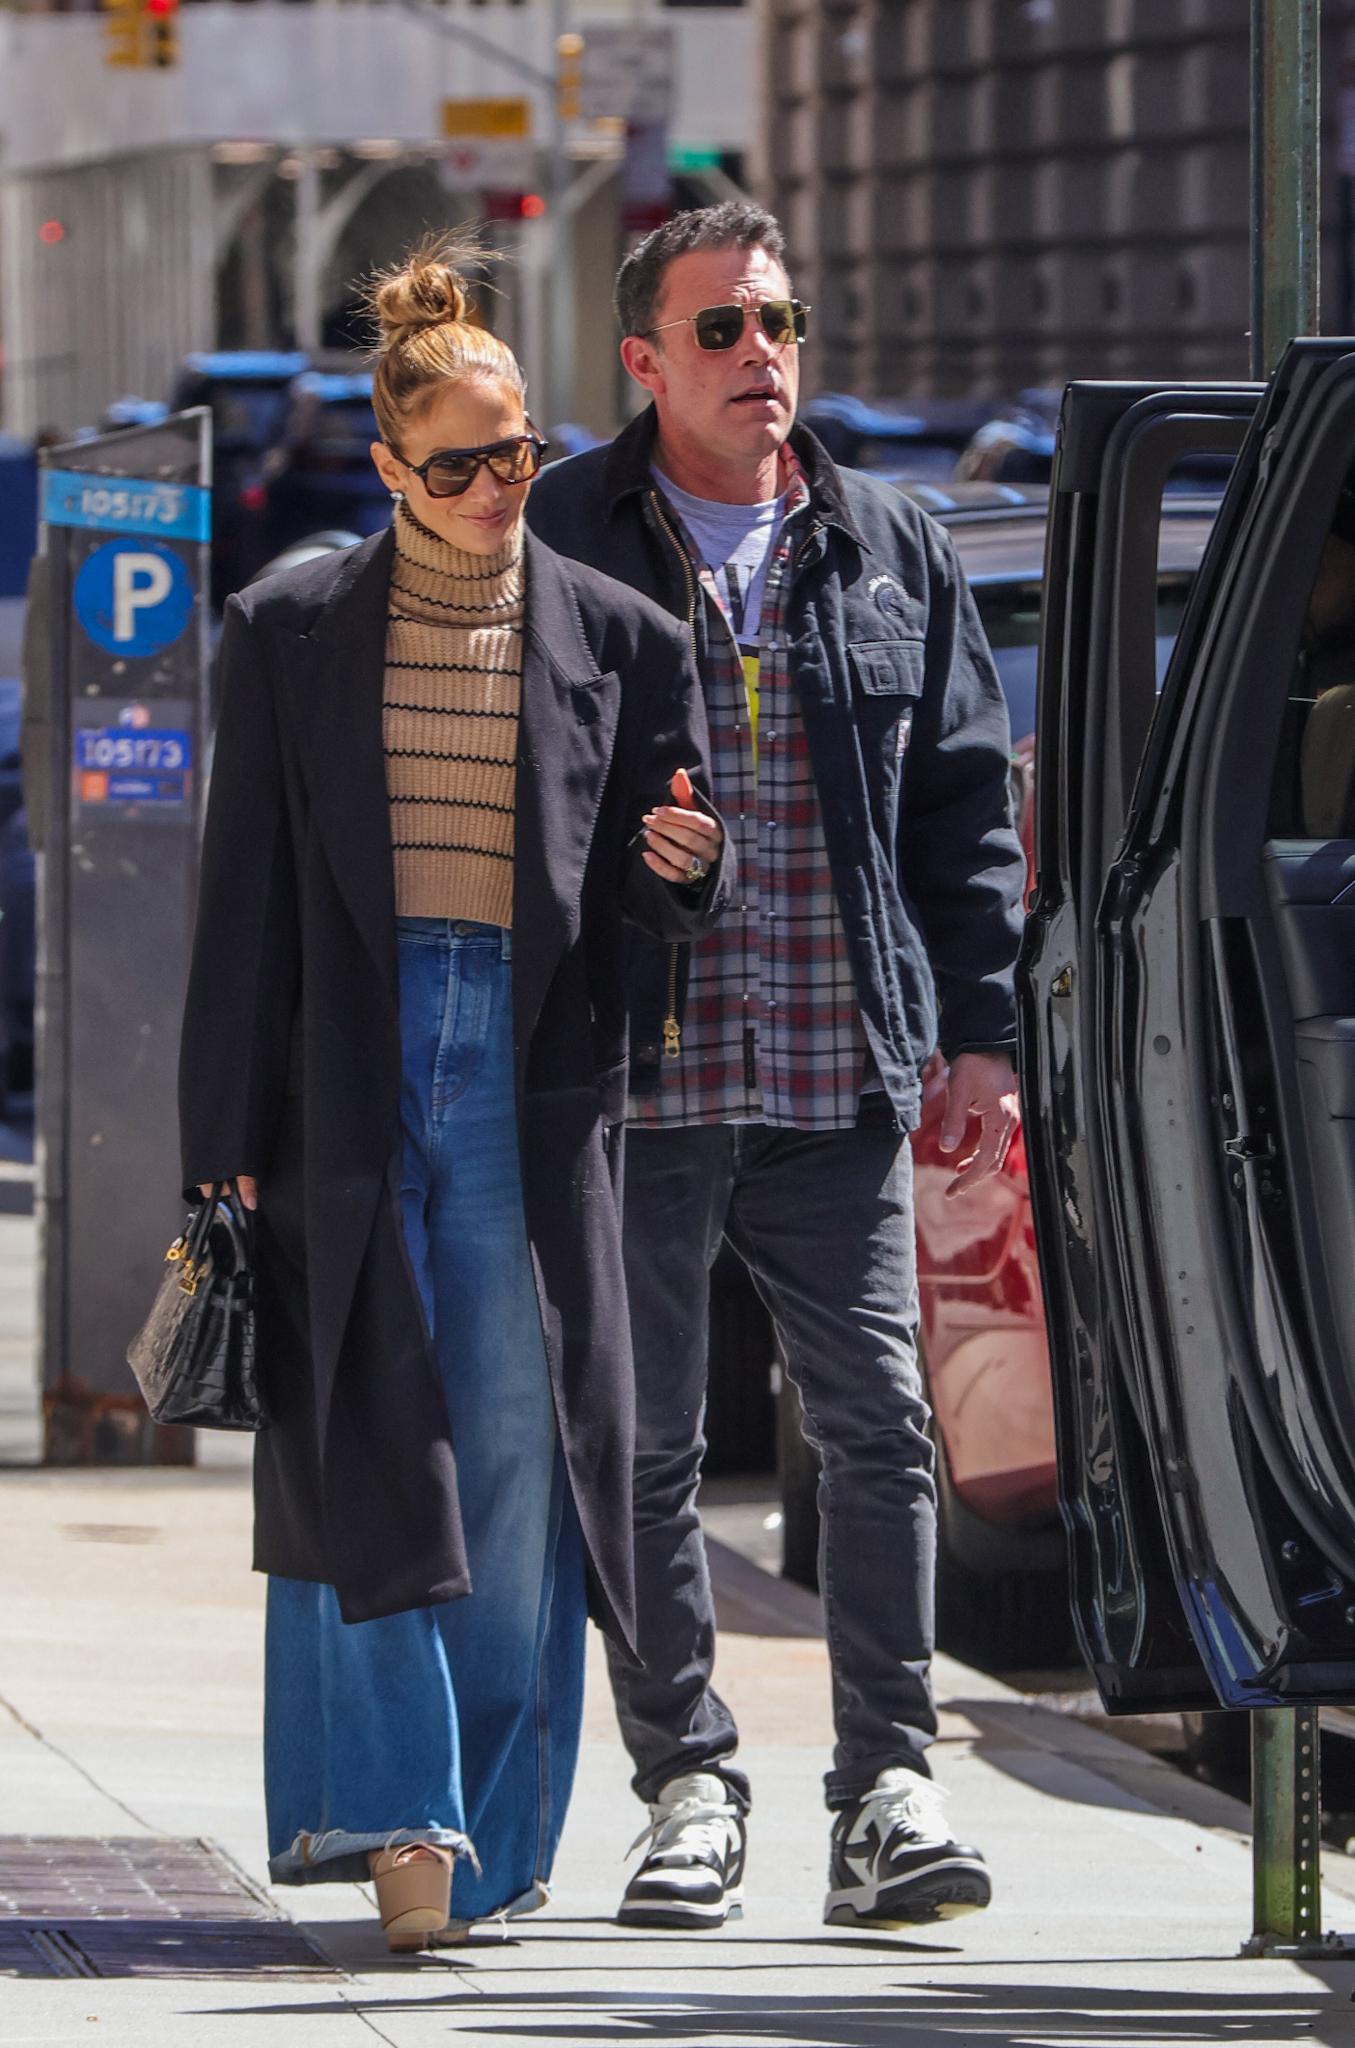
left=623, top=122, right=673, bottom=236
left=443, top=139, right=538, bottom=192
left=441, top=97, right=531, bottom=140
left=72, top=540, right=194, bottom=659
left=578, top=25, right=674, bottom=128
left=441, top=97, right=535, bottom=193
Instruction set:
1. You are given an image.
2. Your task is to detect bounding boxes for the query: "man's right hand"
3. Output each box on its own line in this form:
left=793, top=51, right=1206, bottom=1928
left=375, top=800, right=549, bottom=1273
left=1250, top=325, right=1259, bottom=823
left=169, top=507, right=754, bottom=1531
left=199, top=1176, right=258, bottom=1211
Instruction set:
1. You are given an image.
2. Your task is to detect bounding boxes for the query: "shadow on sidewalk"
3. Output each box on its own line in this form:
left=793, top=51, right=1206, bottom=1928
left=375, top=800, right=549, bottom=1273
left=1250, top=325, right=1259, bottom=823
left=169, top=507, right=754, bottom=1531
left=188, top=1974, right=1355, bottom=2044
left=291, top=1917, right=964, bottom=1969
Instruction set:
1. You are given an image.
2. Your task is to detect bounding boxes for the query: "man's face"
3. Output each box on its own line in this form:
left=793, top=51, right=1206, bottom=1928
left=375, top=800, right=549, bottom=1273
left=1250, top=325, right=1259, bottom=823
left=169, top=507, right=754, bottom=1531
left=625, top=243, right=800, bottom=466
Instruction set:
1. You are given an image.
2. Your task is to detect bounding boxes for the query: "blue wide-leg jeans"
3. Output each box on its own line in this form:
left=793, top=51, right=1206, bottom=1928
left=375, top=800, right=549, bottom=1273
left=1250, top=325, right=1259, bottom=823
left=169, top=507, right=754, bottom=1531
left=264, top=918, right=587, bottom=1923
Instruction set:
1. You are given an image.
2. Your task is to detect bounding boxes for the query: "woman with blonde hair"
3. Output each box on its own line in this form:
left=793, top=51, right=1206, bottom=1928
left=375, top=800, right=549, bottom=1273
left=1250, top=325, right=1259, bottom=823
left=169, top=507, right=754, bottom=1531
left=178, top=237, right=724, bottom=1949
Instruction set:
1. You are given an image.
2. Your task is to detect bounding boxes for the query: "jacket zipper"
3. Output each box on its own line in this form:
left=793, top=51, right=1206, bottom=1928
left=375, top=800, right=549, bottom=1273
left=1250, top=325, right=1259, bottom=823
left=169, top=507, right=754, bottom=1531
left=647, top=488, right=698, bottom=630
left=647, top=488, right=699, bottom=1059
left=793, top=521, right=823, bottom=573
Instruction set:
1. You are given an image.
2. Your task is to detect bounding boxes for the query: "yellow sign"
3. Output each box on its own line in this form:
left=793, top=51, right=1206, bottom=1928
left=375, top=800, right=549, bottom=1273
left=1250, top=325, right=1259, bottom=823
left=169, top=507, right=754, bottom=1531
left=102, top=0, right=146, bottom=69
left=440, top=99, right=532, bottom=141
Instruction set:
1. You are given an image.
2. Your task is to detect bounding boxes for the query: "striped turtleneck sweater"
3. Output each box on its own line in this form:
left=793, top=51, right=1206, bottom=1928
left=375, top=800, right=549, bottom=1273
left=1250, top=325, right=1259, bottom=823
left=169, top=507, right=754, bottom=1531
left=383, top=502, right=525, bottom=927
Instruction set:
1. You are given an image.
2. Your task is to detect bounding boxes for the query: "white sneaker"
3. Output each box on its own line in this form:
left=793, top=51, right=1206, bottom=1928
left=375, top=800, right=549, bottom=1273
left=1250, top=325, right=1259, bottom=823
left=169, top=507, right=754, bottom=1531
left=618, top=1771, right=746, bottom=1928
left=824, top=1767, right=991, bottom=1926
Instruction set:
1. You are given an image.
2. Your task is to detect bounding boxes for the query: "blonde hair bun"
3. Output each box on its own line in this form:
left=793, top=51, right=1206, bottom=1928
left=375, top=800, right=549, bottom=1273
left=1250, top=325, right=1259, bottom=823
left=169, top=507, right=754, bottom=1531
left=371, top=242, right=475, bottom=346
left=364, top=229, right=525, bottom=446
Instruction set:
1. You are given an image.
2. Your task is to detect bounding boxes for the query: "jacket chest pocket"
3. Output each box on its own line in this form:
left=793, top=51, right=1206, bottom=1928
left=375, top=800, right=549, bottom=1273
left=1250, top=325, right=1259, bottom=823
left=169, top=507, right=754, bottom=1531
left=848, top=638, right=925, bottom=764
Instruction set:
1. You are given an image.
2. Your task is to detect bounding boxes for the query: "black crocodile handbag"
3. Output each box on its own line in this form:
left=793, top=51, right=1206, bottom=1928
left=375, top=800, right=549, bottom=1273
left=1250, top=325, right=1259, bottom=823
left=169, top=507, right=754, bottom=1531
left=126, top=1182, right=266, bottom=1430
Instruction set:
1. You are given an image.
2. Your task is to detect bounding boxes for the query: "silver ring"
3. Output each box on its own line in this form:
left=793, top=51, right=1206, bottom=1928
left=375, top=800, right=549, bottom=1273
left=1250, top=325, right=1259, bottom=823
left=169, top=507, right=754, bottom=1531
left=685, top=854, right=708, bottom=884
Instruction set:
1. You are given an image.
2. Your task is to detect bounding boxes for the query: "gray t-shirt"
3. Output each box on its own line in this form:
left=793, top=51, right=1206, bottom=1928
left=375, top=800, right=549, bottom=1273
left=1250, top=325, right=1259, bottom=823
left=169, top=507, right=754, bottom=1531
left=654, top=470, right=786, bottom=643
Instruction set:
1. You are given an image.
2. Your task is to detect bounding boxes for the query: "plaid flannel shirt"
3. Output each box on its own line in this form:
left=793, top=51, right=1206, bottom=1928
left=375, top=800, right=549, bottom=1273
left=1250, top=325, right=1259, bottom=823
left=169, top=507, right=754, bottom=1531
left=632, top=451, right=872, bottom=1131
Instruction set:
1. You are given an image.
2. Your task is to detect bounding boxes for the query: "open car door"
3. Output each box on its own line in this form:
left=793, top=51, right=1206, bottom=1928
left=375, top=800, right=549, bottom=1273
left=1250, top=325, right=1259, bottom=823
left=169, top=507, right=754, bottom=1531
left=1021, top=378, right=1260, bottom=1711
left=1024, top=343, right=1355, bottom=1713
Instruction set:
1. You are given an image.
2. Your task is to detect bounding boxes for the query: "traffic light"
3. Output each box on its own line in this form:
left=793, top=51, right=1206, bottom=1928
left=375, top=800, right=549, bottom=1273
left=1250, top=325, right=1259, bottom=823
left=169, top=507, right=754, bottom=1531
left=101, top=0, right=178, bottom=69
left=102, top=0, right=145, bottom=69
left=145, top=0, right=179, bottom=68
left=557, top=32, right=584, bottom=123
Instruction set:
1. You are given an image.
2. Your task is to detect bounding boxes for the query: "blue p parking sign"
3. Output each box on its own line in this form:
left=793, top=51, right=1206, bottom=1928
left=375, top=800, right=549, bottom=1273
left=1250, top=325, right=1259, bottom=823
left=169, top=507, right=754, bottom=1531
left=73, top=539, right=195, bottom=659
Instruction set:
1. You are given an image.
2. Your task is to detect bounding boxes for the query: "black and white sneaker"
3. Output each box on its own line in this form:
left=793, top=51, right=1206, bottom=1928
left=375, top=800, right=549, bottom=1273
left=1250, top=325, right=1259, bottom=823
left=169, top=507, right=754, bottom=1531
left=617, top=1771, right=746, bottom=1928
left=824, top=1768, right=991, bottom=1927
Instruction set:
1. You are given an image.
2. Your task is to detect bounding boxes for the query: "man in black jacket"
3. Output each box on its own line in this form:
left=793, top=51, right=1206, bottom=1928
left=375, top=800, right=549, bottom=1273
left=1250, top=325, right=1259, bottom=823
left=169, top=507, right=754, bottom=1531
left=528, top=202, right=1025, bottom=1931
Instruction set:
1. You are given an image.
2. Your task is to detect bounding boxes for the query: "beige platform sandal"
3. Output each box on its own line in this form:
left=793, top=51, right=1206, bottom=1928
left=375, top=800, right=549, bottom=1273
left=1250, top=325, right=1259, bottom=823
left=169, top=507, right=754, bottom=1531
left=368, top=1842, right=454, bottom=1953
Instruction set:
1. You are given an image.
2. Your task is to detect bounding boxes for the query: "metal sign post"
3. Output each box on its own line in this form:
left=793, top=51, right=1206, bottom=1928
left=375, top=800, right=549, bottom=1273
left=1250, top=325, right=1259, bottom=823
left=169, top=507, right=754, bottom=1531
left=1250, top=0, right=1320, bottom=372
left=38, top=409, right=211, bottom=1464
left=1244, top=0, right=1337, bottom=1958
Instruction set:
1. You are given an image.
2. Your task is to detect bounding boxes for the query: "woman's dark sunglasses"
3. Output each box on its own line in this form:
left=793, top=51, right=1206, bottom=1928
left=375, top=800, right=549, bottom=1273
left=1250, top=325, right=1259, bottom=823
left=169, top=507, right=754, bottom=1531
left=647, top=299, right=810, bottom=352
left=396, top=428, right=548, bottom=499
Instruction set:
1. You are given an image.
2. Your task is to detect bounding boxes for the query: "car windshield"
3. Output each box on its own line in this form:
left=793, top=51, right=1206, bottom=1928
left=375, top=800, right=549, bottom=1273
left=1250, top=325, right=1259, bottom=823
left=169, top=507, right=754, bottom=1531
left=290, top=399, right=379, bottom=471
left=977, top=577, right=1192, bottom=743
left=208, top=384, right=293, bottom=451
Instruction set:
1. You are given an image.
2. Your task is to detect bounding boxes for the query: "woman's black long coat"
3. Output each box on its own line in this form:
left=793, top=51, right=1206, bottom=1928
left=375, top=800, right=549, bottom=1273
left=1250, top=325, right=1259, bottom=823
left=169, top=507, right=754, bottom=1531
left=178, top=526, right=724, bottom=1650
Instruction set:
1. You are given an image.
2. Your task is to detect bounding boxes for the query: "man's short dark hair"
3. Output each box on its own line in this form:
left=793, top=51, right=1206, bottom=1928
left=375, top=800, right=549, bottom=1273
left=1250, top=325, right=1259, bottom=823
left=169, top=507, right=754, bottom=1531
left=615, top=203, right=788, bottom=339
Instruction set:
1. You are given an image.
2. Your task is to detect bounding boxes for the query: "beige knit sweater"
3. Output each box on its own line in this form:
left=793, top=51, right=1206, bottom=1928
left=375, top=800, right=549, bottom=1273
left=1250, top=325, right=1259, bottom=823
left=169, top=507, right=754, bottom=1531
left=383, top=503, right=524, bottom=927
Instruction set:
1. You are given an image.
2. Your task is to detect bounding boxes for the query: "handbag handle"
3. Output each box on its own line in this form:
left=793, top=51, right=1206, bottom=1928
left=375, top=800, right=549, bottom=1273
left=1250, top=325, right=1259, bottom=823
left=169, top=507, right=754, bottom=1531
left=172, top=1182, right=249, bottom=1296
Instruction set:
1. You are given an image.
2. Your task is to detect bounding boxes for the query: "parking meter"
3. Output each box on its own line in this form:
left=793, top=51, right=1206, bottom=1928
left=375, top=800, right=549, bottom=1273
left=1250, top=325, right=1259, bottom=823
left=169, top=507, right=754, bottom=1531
left=38, top=412, right=211, bottom=1462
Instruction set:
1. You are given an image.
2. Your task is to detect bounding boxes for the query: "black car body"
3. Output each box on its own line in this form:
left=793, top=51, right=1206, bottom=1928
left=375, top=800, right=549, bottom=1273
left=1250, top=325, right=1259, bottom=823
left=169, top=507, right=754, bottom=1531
left=263, top=371, right=391, bottom=559
left=170, top=352, right=309, bottom=604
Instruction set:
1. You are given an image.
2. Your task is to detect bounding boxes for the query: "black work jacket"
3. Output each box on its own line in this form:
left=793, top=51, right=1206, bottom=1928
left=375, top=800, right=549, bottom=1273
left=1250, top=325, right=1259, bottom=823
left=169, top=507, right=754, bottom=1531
left=177, top=526, right=724, bottom=1641
left=528, top=408, right=1026, bottom=1129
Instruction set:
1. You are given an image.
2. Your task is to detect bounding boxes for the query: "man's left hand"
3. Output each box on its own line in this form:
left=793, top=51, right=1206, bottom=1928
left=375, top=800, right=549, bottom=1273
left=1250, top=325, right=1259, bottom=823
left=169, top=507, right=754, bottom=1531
left=938, top=1051, right=1020, bottom=1199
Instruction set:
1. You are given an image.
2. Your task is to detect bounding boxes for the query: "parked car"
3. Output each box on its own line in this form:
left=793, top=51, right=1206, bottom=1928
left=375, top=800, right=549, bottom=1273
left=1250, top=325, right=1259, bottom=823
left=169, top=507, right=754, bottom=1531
left=262, top=371, right=391, bottom=558
left=800, top=393, right=990, bottom=482
left=169, top=352, right=309, bottom=604
left=0, top=438, right=38, bottom=603
left=0, top=678, right=33, bottom=1106
left=953, top=412, right=1058, bottom=486
left=770, top=481, right=1223, bottom=1667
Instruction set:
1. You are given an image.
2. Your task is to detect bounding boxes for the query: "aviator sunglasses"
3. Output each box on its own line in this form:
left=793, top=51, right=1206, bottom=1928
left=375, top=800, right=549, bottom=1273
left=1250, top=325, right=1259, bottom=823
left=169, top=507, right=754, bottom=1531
left=646, top=299, right=811, bottom=352
left=394, top=425, right=549, bottom=499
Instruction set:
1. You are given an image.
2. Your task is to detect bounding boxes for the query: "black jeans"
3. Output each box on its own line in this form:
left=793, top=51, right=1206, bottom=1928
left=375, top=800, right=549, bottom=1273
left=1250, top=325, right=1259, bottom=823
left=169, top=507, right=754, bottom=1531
left=607, top=1123, right=938, bottom=1812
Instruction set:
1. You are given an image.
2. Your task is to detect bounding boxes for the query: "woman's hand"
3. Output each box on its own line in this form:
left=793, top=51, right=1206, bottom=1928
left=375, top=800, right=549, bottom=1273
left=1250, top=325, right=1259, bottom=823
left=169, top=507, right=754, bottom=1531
left=199, top=1177, right=258, bottom=1212
left=641, top=768, right=724, bottom=887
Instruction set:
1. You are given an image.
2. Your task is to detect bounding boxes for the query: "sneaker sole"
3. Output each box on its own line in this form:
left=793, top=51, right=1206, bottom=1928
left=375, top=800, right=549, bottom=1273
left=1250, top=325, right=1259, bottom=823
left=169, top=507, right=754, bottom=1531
left=824, top=1864, right=992, bottom=1928
left=617, top=1889, right=744, bottom=1930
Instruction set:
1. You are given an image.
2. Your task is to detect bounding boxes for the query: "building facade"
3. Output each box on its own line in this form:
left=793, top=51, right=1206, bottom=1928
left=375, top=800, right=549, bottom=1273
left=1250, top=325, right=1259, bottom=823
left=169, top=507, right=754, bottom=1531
left=763, top=0, right=1355, bottom=399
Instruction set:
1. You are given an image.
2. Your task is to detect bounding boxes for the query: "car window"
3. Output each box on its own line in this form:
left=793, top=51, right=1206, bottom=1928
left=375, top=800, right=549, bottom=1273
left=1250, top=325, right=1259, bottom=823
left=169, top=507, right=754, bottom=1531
left=1271, top=482, right=1355, bottom=837
left=298, top=400, right=377, bottom=461
left=978, top=577, right=1192, bottom=745
left=209, top=385, right=291, bottom=451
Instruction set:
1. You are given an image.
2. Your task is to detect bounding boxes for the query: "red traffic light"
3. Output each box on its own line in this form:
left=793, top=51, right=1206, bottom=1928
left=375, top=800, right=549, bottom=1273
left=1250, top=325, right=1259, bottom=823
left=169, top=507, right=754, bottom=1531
left=38, top=220, right=65, bottom=247
left=484, top=191, right=546, bottom=223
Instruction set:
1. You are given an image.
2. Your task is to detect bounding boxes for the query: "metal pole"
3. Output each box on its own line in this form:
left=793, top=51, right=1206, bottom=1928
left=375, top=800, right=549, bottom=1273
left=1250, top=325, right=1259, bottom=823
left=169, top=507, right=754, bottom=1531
left=1246, top=0, right=1330, bottom=1955
left=544, top=0, right=575, bottom=427
left=1249, top=0, right=1320, bottom=376
left=391, top=0, right=579, bottom=422
left=293, top=151, right=323, bottom=356
left=1245, top=1707, right=1324, bottom=1953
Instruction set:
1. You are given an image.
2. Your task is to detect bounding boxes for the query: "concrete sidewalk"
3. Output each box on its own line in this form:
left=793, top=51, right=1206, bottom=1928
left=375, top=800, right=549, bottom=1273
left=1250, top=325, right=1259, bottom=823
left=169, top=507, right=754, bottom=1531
left=5, top=1209, right=1355, bottom=2044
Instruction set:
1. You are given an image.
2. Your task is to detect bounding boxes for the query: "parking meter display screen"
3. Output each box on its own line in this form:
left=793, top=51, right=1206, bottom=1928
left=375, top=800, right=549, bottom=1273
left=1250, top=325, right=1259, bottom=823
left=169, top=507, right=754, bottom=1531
left=73, top=712, right=193, bottom=808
